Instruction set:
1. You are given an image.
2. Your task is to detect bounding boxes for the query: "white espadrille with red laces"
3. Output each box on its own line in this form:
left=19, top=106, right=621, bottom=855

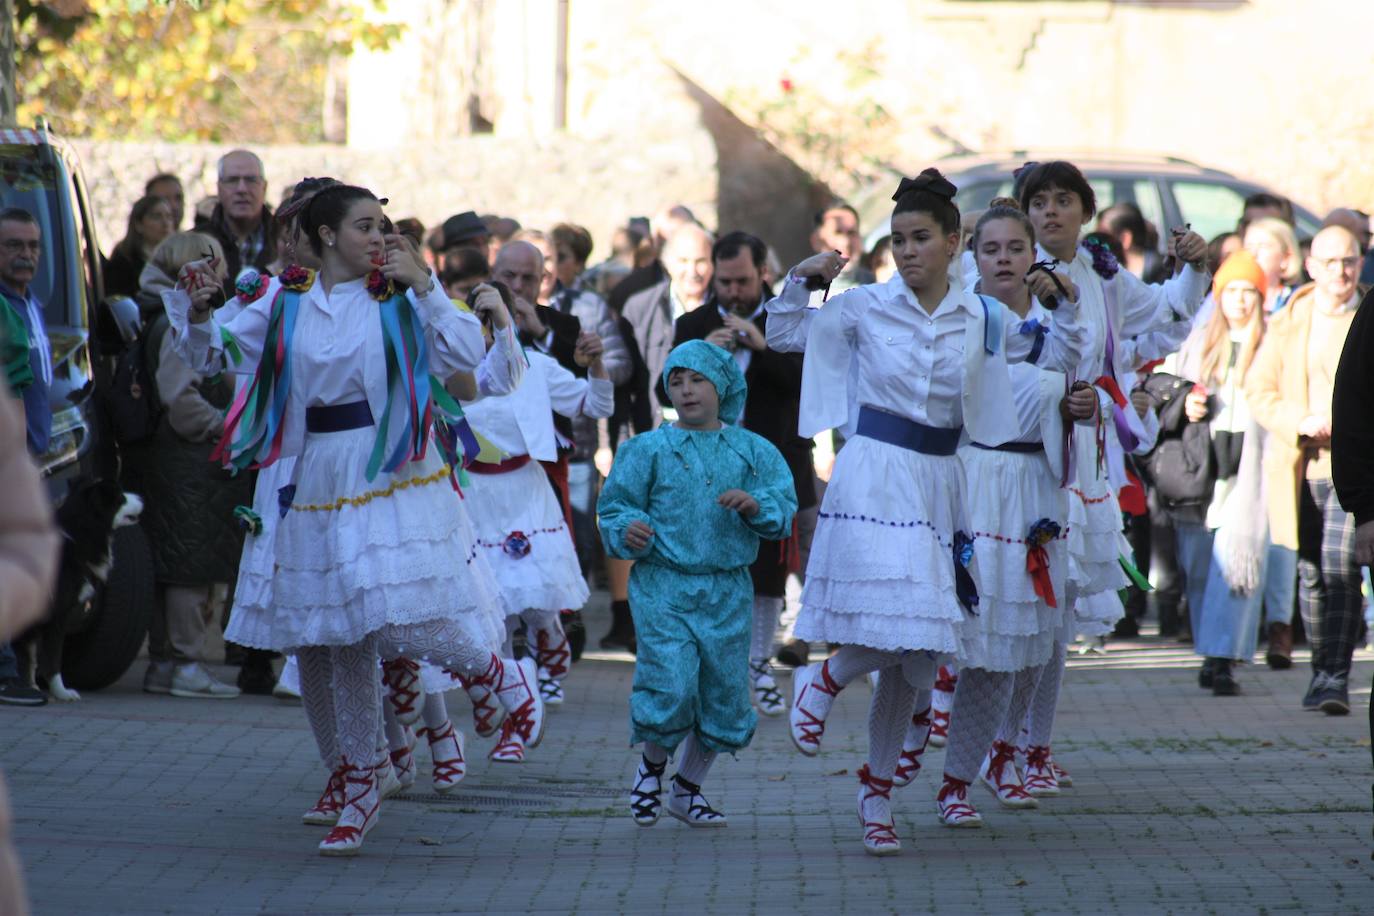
left=418, top=720, right=466, bottom=793
left=980, top=740, right=1038, bottom=808
left=374, top=754, right=403, bottom=801
left=856, top=764, right=901, bottom=856
left=928, top=665, right=957, bottom=748
left=936, top=774, right=983, bottom=828
left=458, top=672, right=507, bottom=738
left=487, top=657, right=546, bottom=764
left=382, top=657, right=422, bottom=727
left=301, top=766, right=346, bottom=827
left=1022, top=745, right=1060, bottom=797
left=389, top=727, right=417, bottom=790
left=893, top=705, right=933, bottom=788
left=318, top=760, right=381, bottom=856
left=789, top=661, right=842, bottom=756
left=1050, top=753, right=1073, bottom=787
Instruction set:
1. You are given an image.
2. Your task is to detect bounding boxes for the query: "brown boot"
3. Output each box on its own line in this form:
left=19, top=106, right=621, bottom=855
left=1266, top=622, right=1293, bottom=670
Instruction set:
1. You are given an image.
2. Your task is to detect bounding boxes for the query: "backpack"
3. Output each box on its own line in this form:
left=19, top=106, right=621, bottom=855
left=109, top=314, right=170, bottom=446
left=1135, top=371, right=1215, bottom=524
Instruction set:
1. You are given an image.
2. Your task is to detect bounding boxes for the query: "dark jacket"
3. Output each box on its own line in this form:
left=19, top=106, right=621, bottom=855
left=102, top=246, right=146, bottom=299
left=200, top=203, right=277, bottom=296
left=671, top=299, right=817, bottom=511
left=119, top=315, right=250, bottom=585
left=1333, top=287, right=1374, bottom=524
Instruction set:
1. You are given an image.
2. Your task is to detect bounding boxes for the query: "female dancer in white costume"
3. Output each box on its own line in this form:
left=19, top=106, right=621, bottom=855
left=166, top=183, right=544, bottom=856
left=767, top=170, right=1086, bottom=854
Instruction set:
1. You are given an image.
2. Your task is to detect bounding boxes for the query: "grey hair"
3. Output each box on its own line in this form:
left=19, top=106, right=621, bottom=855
left=217, top=149, right=265, bottom=181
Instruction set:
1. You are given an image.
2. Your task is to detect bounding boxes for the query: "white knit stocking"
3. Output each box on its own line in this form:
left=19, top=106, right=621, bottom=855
left=749, top=596, right=784, bottom=665
left=1026, top=641, right=1066, bottom=747
left=296, top=646, right=337, bottom=768
left=996, top=663, right=1044, bottom=745
left=675, top=733, right=718, bottom=786
left=379, top=619, right=495, bottom=678
left=944, top=667, right=1014, bottom=782
left=330, top=636, right=381, bottom=769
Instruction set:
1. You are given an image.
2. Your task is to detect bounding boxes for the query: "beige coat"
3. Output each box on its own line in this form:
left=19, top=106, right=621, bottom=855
left=0, top=385, right=58, bottom=916
left=1245, top=283, right=1367, bottom=549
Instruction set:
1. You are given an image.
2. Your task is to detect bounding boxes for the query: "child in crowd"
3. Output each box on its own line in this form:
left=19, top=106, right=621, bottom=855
left=598, top=340, right=796, bottom=828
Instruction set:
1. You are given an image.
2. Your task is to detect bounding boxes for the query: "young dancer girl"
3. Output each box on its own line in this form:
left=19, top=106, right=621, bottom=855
left=166, top=184, right=543, bottom=856
left=766, top=169, right=1086, bottom=854
left=453, top=282, right=613, bottom=757
left=927, top=200, right=1076, bottom=826
left=1014, top=161, right=1210, bottom=792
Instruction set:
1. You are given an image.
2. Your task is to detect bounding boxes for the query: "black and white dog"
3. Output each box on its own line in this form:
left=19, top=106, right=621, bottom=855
left=16, top=478, right=143, bottom=702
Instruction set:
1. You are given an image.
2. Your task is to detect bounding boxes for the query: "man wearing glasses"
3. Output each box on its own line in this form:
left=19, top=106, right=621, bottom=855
left=206, top=149, right=277, bottom=292
left=0, top=207, right=53, bottom=706
left=1247, top=225, right=1368, bottom=715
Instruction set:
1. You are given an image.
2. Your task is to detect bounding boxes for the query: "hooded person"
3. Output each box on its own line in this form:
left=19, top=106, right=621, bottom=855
left=598, top=339, right=797, bottom=829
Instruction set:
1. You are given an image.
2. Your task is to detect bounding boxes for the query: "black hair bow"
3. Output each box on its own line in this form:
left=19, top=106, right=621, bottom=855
left=892, top=168, right=956, bottom=203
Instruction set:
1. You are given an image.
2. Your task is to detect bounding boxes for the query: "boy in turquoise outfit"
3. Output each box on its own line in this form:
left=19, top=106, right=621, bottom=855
left=598, top=339, right=797, bottom=827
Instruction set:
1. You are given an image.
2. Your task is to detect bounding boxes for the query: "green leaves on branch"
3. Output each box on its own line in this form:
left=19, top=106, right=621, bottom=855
left=15, top=0, right=405, bottom=141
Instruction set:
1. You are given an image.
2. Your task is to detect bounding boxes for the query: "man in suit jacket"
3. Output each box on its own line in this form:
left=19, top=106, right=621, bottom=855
left=671, top=231, right=818, bottom=715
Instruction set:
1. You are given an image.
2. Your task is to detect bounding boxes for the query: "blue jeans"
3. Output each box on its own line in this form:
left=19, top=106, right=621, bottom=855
left=1263, top=544, right=1297, bottom=626
left=0, top=642, right=17, bottom=681
left=1195, top=540, right=1266, bottom=662
left=1175, top=523, right=1215, bottom=642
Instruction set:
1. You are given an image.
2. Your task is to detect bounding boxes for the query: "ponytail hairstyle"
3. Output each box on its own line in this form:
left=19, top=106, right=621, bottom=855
left=970, top=196, right=1035, bottom=252
left=890, top=167, right=961, bottom=235
left=298, top=183, right=382, bottom=256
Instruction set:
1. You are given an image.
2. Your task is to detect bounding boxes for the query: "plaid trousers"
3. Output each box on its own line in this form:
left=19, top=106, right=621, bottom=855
left=1297, top=476, right=1363, bottom=675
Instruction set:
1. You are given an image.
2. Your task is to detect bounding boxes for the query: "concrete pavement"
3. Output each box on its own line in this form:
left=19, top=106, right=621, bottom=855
left=3, top=595, right=1371, bottom=915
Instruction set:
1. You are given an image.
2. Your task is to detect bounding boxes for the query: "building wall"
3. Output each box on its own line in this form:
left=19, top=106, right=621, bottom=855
left=355, top=0, right=1372, bottom=216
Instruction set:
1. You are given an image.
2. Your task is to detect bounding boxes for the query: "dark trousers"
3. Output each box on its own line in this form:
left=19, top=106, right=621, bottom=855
left=1297, top=476, right=1362, bottom=675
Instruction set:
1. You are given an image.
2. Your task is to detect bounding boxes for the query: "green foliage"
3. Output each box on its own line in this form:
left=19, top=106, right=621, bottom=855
left=15, top=0, right=404, bottom=141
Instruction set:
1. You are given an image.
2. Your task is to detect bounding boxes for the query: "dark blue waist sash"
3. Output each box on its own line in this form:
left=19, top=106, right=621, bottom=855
left=971, top=440, right=1044, bottom=454
left=855, top=406, right=961, bottom=456
left=305, top=400, right=374, bottom=433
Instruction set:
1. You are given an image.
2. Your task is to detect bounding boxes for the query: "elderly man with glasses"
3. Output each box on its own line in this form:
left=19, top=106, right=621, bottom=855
left=205, top=149, right=278, bottom=293
left=1247, top=225, right=1369, bottom=715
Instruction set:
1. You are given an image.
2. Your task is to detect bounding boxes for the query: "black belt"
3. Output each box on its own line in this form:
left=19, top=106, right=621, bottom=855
left=971, top=440, right=1044, bottom=454
left=855, top=407, right=961, bottom=456
left=305, top=400, right=374, bottom=433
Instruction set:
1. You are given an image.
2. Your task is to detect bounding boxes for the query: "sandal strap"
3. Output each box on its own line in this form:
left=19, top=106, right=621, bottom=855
left=857, top=764, right=894, bottom=801
left=382, top=658, right=421, bottom=718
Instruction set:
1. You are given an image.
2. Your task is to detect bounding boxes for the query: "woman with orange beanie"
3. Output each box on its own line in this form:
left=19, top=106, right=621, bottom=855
left=1172, top=250, right=1272, bottom=695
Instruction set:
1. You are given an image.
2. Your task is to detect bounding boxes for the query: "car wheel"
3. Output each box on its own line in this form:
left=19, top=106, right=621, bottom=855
left=61, top=524, right=155, bottom=691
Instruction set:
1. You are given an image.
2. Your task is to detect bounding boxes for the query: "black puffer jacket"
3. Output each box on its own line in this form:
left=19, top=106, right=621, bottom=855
left=119, top=316, right=251, bottom=585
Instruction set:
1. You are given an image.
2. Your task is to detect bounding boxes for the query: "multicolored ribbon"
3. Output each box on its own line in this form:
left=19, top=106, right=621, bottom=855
left=953, top=531, right=979, bottom=616
left=213, top=284, right=300, bottom=473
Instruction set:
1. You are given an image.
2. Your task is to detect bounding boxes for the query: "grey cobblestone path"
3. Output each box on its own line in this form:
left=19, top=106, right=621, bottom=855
left=3, top=597, right=1371, bottom=915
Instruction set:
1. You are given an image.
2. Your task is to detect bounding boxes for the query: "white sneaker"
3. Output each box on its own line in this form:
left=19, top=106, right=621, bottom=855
left=170, top=663, right=241, bottom=699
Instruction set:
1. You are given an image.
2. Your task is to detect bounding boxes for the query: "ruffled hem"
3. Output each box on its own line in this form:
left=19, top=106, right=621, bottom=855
left=795, top=609, right=964, bottom=655
left=1073, top=588, right=1124, bottom=637
left=1068, top=554, right=1129, bottom=594
left=224, top=589, right=504, bottom=653
left=958, top=626, right=1057, bottom=672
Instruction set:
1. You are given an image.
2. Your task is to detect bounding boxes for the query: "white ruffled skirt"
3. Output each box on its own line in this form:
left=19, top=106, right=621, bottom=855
left=796, top=435, right=969, bottom=654
left=1066, top=433, right=1130, bottom=637
left=463, top=460, right=589, bottom=617
left=223, top=426, right=506, bottom=653
left=957, top=445, right=1068, bottom=672
left=228, top=457, right=293, bottom=622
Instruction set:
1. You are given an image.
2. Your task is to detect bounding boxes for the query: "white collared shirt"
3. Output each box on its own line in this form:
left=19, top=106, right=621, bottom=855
left=461, top=350, right=614, bottom=462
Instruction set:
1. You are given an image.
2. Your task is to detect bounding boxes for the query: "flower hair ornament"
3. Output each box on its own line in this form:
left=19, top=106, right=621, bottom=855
left=892, top=168, right=957, bottom=203
left=1082, top=235, right=1120, bottom=280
